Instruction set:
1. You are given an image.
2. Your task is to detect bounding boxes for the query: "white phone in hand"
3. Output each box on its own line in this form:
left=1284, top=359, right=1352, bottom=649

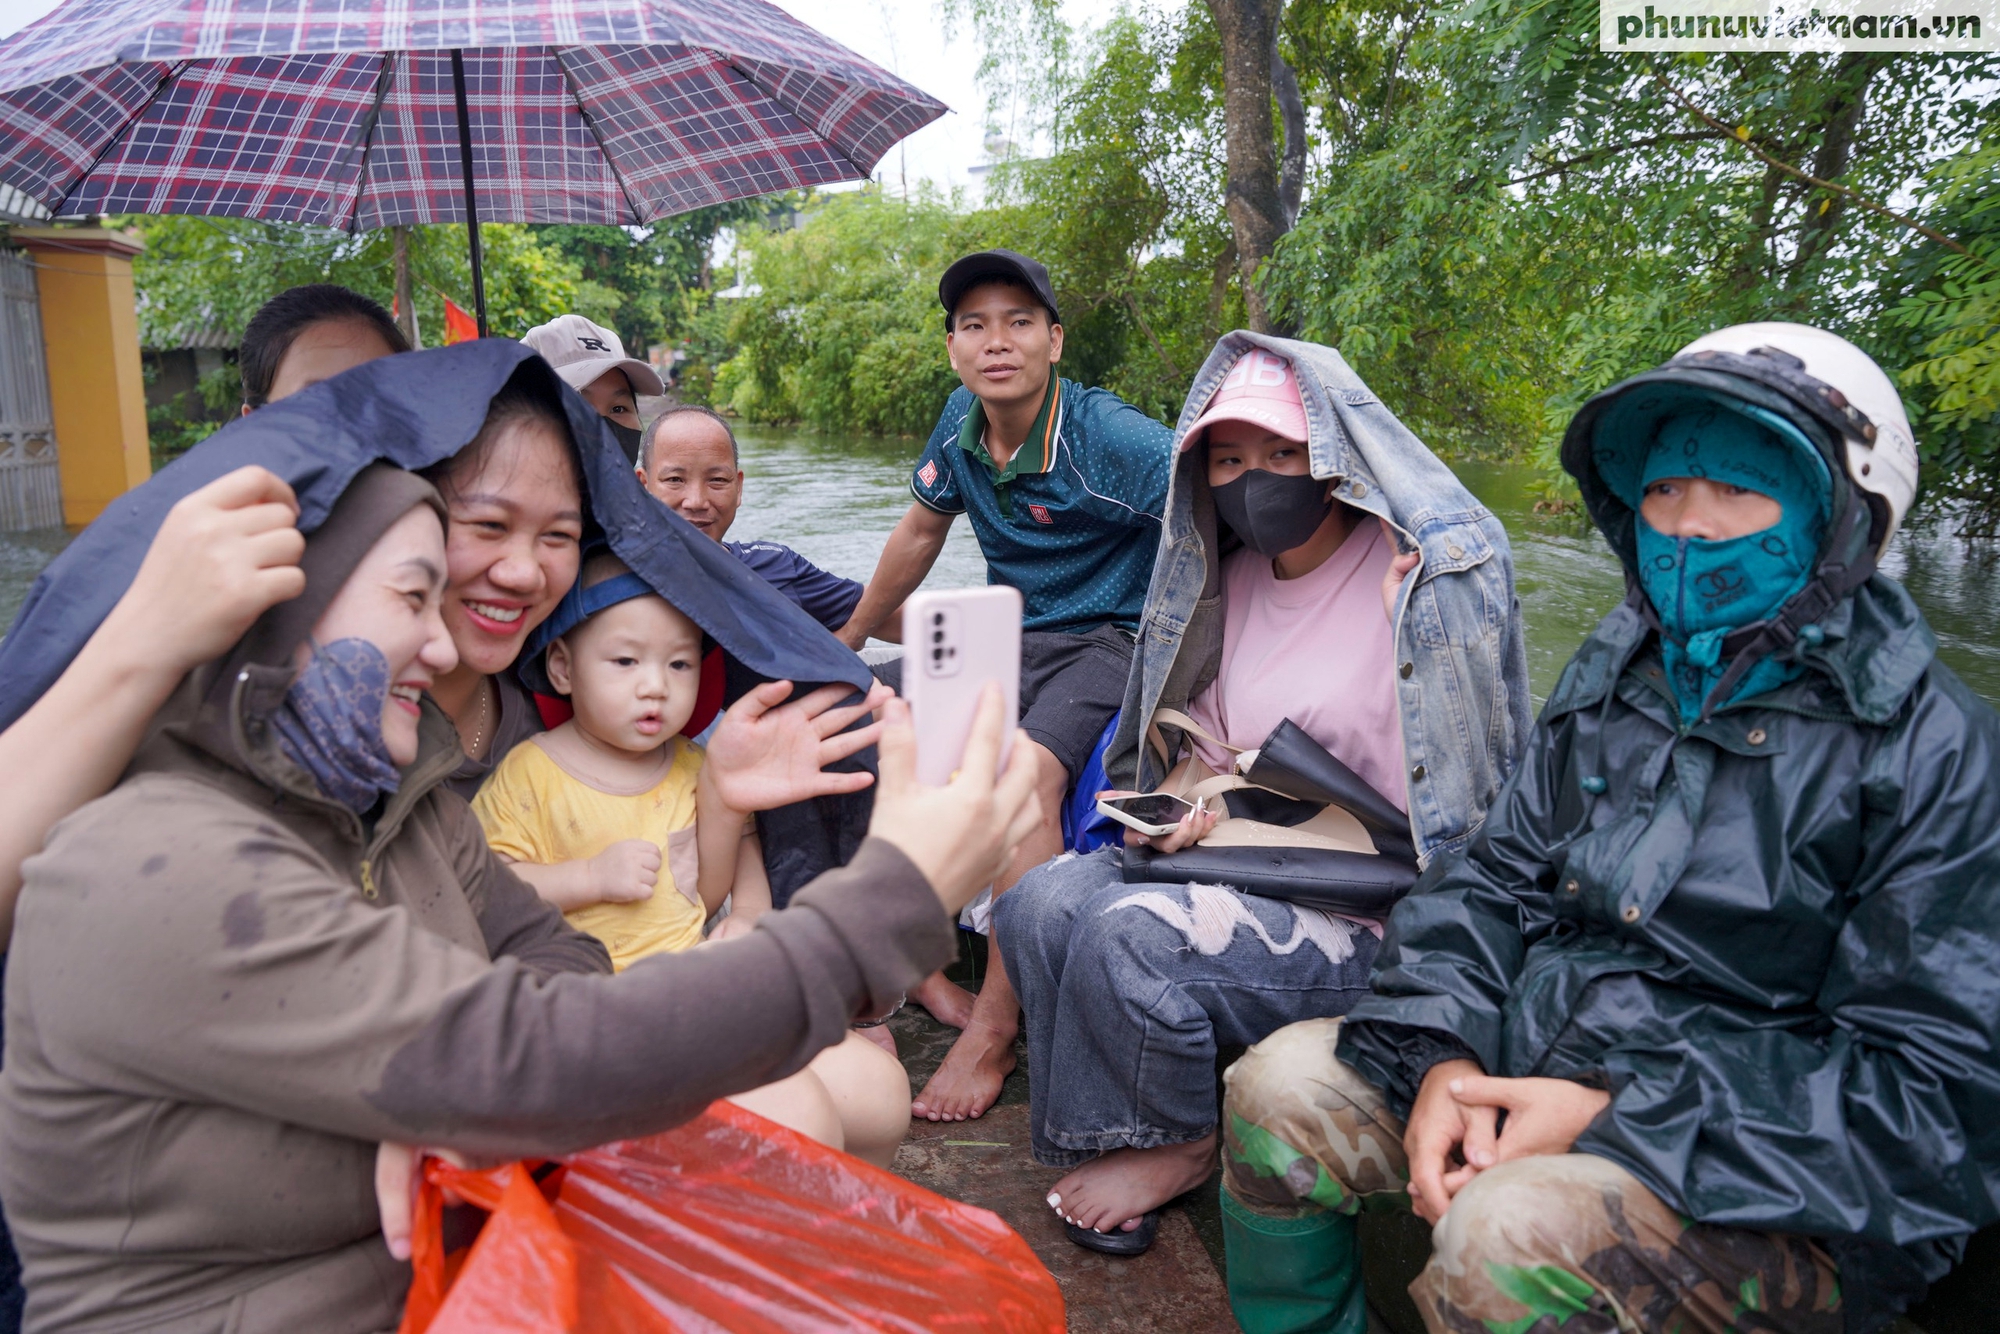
left=902, top=586, right=1021, bottom=786
left=1096, top=793, right=1201, bottom=838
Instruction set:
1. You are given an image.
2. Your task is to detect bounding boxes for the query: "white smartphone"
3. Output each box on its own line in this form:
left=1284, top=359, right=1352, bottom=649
left=901, top=586, right=1022, bottom=786
left=1096, top=793, right=1200, bottom=838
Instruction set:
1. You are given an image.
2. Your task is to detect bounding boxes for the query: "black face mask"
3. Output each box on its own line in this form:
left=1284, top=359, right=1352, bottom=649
left=1212, top=469, right=1334, bottom=557
left=608, top=420, right=643, bottom=465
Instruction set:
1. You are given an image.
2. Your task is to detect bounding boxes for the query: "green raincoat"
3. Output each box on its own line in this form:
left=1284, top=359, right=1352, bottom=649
left=1338, top=439, right=2000, bottom=1330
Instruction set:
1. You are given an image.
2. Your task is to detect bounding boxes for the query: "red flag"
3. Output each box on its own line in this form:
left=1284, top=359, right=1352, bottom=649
left=442, top=296, right=479, bottom=345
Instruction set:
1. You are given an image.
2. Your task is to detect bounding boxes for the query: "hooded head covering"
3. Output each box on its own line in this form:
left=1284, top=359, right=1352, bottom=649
left=516, top=549, right=681, bottom=695
left=233, top=466, right=446, bottom=811
left=1564, top=353, right=1876, bottom=722
left=1603, top=398, right=1831, bottom=719
left=133, top=466, right=449, bottom=811
left=1181, top=349, right=1336, bottom=558
left=0, top=341, right=872, bottom=736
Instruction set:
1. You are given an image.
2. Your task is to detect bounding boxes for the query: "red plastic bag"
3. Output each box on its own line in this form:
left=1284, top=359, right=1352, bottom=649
left=398, top=1100, right=1066, bottom=1333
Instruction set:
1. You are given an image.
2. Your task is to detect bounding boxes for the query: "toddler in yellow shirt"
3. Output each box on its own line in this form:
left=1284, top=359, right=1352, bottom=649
left=472, top=554, right=907, bottom=1168
left=473, top=554, right=769, bottom=968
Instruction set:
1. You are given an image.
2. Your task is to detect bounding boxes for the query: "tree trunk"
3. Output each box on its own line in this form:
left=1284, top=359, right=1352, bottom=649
left=1205, top=0, right=1295, bottom=334
left=1273, top=36, right=1307, bottom=229
left=1786, top=54, right=1883, bottom=292
left=391, top=225, right=420, bottom=349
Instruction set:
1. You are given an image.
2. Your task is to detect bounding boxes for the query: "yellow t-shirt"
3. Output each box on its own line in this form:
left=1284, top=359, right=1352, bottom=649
left=472, top=735, right=707, bottom=970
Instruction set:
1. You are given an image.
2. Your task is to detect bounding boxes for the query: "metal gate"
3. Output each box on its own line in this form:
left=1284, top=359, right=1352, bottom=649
left=0, top=251, right=57, bottom=531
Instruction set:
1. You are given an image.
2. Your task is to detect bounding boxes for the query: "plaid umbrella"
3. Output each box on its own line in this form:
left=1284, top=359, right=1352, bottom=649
left=0, top=0, right=946, bottom=331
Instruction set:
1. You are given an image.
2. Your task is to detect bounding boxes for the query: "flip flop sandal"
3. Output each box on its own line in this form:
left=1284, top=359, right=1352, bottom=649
left=1063, top=1210, right=1159, bottom=1257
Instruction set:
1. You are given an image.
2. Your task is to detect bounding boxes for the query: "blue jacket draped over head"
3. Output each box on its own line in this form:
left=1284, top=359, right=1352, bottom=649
left=0, top=341, right=872, bottom=732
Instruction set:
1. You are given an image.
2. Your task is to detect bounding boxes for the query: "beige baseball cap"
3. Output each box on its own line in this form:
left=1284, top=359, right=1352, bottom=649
left=519, top=314, right=664, bottom=398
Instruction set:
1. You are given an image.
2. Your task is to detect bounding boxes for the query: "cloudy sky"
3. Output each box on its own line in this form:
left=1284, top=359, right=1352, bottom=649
left=0, top=0, right=1126, bottom=193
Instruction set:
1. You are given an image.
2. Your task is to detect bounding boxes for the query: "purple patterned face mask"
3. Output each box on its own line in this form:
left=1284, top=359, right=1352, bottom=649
left=270, top=637, right=403, bottom=812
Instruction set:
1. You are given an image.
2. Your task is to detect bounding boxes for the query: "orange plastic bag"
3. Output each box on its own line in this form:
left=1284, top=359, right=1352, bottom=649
left=398, top=1100, right=1066, bottom=1333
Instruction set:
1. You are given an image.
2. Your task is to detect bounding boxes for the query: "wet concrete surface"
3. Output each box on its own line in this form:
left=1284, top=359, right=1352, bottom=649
left=894, top=1105, right=1237, bottom=1333
left=884, top=943, right=1236, bottom=1333
left=878, top=938, right=1450, bottom=1334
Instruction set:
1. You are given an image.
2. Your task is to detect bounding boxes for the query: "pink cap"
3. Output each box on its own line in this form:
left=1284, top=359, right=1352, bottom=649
left=1180, top=349, right=1308, bottom=452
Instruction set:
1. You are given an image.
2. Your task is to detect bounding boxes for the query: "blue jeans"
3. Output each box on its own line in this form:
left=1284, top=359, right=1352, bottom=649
left=993, top=849, right=1380, bottom=1169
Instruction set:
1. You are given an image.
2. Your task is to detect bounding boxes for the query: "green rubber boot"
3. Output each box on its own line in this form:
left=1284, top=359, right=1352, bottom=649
left=1222, top=1184, right=1368, bottom=1334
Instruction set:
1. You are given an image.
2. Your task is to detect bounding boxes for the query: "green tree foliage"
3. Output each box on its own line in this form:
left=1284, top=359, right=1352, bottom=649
left=719, top=11, right=1244, bottom=434
left=125, top=216, right=592, bottom=351
left=715, top=190, right=996, bottom=436
left=529, top=202, right=765, bottom=356
left=986, top=7, right=1243, bottom=422
left=1885, top=131, right=2000, bottom=529
left=142, top=356, right=240, bottom=469
left=1263, top=0, right=1997, bottom=509
left=722, top=0, right=1994, bottom=528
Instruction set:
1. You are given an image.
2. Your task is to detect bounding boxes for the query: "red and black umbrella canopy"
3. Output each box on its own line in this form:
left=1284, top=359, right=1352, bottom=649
left=0, top=0, right=947, bottom=330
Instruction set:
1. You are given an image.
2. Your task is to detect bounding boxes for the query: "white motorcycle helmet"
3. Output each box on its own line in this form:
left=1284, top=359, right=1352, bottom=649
left=1674, top=322, right=1918, bottom=556
left=1561, top=321, right=1923, bottom=718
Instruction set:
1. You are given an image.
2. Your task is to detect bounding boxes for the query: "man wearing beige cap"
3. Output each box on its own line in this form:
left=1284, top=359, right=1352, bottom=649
left=520, top=314, right=665, bottom=464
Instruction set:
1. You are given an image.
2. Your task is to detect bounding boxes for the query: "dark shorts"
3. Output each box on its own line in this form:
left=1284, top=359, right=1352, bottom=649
left=872, top=623, right=1133, bottom=780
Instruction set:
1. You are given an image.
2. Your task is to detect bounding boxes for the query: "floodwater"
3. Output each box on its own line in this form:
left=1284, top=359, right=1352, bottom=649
left=2, top=423, right=1996, bottom=709
left=727, top=425, right=2000, bottom=708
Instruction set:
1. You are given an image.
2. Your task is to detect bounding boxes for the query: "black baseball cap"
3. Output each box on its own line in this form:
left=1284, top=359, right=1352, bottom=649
left=939, top=249, right=1060, bottom=329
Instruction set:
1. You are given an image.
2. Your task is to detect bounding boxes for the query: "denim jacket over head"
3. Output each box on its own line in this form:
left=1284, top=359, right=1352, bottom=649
left=1106, top=332, right=1532, bottom=865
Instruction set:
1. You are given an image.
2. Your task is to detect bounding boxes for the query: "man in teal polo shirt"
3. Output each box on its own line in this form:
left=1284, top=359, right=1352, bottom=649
left=841, top=249, right=1174, bottom=1122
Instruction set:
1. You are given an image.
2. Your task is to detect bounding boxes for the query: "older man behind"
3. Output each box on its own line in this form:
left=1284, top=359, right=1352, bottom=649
left=637, top=407, right=885, bottom=636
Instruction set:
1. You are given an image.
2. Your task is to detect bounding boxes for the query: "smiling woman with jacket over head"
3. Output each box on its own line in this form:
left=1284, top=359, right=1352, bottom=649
left=0, top=354, right=1045, bottom=1334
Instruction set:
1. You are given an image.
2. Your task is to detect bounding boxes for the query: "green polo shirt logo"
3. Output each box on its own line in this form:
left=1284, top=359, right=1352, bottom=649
left=953, top=376, right=1062, bottom=519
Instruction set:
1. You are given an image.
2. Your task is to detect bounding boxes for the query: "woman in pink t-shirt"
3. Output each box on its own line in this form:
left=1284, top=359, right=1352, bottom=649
left=993, top=348, right=1427, bottom=1258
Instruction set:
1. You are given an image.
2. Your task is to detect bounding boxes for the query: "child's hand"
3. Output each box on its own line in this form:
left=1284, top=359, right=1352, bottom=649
left=705, top=680, right=891, bottom=811
left=590, top=839, right=661, bottom=903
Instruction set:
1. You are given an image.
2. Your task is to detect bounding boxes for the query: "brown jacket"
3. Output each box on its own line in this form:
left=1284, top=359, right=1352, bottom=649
left=0, top=474, right=952, bottom=1333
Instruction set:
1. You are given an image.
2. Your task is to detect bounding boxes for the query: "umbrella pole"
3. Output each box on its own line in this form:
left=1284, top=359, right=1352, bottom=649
left=450, top=49, right=489, bottom=338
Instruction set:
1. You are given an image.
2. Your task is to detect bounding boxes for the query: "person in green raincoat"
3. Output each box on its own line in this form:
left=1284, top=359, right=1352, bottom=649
left=1215, top=323, right=2000, bottom=1334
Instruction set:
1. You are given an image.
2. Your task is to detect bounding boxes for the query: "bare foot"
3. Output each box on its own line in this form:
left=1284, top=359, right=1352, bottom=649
left=910, top=1019, right=1016, bottom=1121
left=909, top=970, right=977, bottom=1030
left=1046, top=1133, right=1219, bottom=1233
left=853, top=1023, right=898, bottom=1058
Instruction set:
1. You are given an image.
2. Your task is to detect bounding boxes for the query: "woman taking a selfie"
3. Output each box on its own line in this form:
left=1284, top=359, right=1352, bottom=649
left=0, top=350, right=1044, bottom=1333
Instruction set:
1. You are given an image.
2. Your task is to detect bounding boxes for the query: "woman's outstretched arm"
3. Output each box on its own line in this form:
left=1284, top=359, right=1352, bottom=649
left=22, top=693, right=1038, bottom=1162
left=0, top=466, right=305, bottom=940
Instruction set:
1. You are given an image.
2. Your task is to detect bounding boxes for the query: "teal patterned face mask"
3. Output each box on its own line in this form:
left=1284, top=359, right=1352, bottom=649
left=270, top=637, right=402, bottom=812
left=1633, top=405, right=1829, bottom=721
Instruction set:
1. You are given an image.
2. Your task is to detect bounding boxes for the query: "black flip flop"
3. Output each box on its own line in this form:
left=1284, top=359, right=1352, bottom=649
left=1063, top=1210, right=1159, bottom=1257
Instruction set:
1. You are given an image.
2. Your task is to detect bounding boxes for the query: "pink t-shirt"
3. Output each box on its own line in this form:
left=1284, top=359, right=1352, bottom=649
left=1185, top=523, right=1407, bottom=812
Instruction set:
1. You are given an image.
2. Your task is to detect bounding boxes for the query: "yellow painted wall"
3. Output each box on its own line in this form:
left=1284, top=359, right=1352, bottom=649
left=16, top=228, right=151, bottom=526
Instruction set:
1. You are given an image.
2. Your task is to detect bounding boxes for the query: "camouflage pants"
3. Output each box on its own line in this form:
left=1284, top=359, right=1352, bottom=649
left=1221, top=1019, right=1844, bottom=1334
